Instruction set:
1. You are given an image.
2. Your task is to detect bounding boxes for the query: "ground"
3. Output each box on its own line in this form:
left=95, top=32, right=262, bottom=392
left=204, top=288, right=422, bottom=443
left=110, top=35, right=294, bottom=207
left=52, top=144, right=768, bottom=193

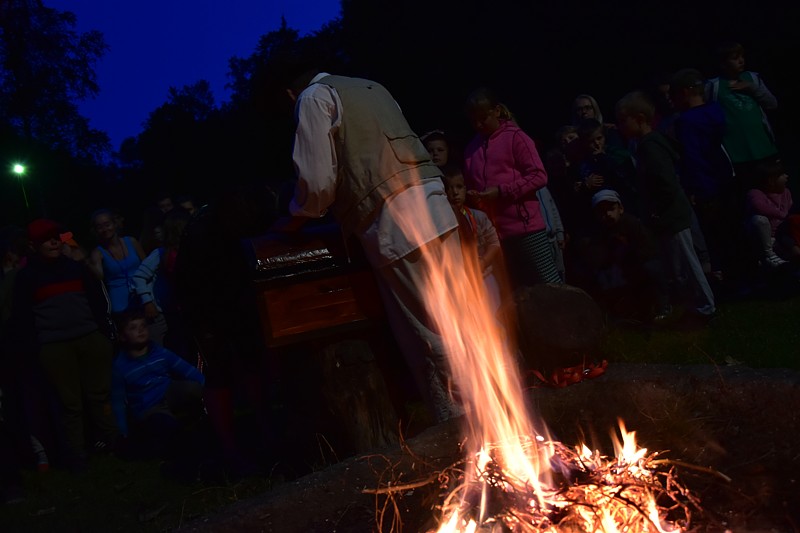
left=3, top=286, right=800, bottom=532
left=183, top=363, right=800, bottom=532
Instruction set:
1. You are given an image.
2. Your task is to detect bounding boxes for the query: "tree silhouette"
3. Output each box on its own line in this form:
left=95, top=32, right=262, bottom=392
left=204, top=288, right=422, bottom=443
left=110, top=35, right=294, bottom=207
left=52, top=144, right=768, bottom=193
left=0, top=0, right=110, bottom=163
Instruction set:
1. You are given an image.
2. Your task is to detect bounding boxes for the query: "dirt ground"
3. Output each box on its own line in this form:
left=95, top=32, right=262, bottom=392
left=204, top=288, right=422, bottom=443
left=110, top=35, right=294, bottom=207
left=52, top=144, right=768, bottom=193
left=185, top=363, right=800, bottom=532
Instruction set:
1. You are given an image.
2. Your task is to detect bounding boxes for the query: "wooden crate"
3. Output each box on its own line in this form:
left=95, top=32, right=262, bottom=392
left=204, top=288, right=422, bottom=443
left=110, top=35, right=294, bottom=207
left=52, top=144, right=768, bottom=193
left=248, top=226, right=385, bottom=347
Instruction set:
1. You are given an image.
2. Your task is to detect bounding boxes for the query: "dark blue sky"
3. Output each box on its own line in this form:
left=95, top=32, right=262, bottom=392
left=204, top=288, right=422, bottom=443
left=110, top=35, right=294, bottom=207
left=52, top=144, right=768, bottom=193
left=47, top=0, right=341, bottom=149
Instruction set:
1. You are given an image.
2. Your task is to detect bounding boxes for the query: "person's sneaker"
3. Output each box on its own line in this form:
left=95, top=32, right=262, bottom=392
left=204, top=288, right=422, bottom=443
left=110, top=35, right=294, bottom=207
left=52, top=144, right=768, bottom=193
left=652, top=305, right=673, bottom=323
left=764, top=253, right=788, bottom=268
left=92, top=439, right=113, bottom=454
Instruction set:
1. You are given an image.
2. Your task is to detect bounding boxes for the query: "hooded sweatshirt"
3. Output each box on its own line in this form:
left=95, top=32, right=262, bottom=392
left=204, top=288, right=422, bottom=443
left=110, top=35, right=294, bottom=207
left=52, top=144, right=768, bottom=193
left=675, top=102, right=733, bottom=200
left=463, top=120, right=547, bottom=239
left=635, top=131, right=692, bottom=235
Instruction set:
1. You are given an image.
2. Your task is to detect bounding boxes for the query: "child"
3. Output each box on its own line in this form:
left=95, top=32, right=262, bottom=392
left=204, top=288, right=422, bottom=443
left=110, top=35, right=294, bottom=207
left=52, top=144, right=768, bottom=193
left=746, top=160, right=792, bottom=268
left=8, top=219, right=117, bottom=472
left=463, top=87, right=561, bottom=288
left=132, top=207, right=193, bottom=357
left=575, top=118, right=637, bottom=210
left=615, top=91, right=715, bottom=319
left=705, top=41, right=779, bottom=188
left=421, top=130, right=450, bottom=168
left=111, top=309, right=204, bottom=459
left=537, top=187, right=566, bottom=282
left=571, top=94, right=625, bottom=150
left=545, top=125, right=593, bottom=247
left=670, top=68, right=738, bottom=282
left=587, top=189, right=670, bottom=321
left=441, top=165, right=503, bottom=310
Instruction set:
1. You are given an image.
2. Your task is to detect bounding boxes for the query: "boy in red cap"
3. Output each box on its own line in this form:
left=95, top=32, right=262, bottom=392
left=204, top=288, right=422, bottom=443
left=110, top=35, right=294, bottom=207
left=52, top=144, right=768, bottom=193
left=6, top=219, right=116, bottom=472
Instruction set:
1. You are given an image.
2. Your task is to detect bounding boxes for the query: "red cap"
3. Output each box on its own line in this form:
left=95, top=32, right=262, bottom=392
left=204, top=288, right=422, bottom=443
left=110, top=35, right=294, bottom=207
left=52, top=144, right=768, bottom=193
left=27, top=219, right=63, bottom=244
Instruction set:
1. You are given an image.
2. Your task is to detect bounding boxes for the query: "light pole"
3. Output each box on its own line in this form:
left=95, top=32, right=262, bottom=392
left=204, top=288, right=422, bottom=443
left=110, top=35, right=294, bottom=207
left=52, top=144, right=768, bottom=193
left=12, top=163, right=30, bottom=209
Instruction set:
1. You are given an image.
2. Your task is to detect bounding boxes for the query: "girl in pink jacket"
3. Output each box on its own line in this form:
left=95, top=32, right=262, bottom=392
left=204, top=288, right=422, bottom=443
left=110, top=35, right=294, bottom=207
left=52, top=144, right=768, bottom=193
left=463, top=88, right=561, bottom=287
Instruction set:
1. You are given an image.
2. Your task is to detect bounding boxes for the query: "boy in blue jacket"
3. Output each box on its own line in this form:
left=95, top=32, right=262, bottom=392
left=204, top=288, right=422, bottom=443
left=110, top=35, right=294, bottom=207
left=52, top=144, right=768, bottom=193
left=111, top=309, right=204, bottom=459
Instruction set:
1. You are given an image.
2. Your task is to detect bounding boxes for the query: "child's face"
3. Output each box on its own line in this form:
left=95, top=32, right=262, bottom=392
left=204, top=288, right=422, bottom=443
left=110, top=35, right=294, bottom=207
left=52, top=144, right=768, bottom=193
left=574, top=98, right=596, bottom=121
left=470, top=104, right=502, bottom=136
left=616, top=111, right=643, bottom=140
left=158, top=197, right=174, bottom=214
left=768, top=173, right=789, bottom=193
left=586, top=129, right=606, bottom=155
left=426, top=139, right=449, bottom=167
left=36, top=237, right=63, bottom=260
left=443, top=174, right=467, bottom=208
left=122, top=318, right=150, bottom=350
left=595, top=201, right=624, bottom=226
left=180, top=200, right=197, bottom=215
left=721, top=52, right=745, bottom=77
left=669, top=87, right=689, bottom=112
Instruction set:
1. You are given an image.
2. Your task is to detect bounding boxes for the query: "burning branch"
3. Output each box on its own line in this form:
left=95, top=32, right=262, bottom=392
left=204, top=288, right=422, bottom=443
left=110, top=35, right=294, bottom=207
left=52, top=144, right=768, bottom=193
left=432, top=439, right=706, bottom=532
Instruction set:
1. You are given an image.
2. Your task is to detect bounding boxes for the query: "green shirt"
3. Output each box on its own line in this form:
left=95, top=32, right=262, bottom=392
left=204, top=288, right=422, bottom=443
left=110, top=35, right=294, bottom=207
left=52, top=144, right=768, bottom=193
left=717, top=72, right=777, bottom=163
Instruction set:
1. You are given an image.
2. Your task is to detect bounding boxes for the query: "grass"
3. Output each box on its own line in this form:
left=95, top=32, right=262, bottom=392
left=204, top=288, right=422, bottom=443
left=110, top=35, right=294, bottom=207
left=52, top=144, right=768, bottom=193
left=3, top=287, right=800, bottom=532
left=604, top=289, right=800, bottom=369
left=1, top=454, right=277, bottom=532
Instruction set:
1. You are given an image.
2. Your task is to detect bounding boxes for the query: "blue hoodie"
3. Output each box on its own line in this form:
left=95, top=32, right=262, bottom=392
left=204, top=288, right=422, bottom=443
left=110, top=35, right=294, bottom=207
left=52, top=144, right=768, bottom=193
left=111, top=343, right=204, bottom=436
left=675, top=102, right=733, bottom=200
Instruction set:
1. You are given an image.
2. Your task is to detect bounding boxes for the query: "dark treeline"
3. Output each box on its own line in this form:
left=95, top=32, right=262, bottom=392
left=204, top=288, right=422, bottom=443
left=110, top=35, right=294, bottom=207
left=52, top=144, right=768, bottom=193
left=1, top=0, right=798, bottom=242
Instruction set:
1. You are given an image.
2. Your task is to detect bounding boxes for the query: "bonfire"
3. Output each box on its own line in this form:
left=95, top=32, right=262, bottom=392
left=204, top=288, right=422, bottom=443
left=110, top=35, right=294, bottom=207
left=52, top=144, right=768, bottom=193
left=374, top=189, right=707, bottom=532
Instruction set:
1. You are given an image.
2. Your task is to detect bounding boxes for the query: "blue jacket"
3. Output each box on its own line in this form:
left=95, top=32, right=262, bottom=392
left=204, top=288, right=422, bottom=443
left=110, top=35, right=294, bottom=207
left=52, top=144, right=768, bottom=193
left=111, top=342, right=204, bottom=435
left=675, top=102, right=733, bottom=200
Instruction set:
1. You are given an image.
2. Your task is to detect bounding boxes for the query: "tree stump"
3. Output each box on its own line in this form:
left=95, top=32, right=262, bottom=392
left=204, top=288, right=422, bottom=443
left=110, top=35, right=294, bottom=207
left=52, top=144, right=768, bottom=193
left=508, top=283, right=606, bottom=373
left=317, top=339, right=399, bottom=452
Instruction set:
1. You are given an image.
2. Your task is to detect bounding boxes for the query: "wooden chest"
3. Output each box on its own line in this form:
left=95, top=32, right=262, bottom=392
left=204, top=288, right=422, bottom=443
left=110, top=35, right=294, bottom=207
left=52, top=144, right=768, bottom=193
left=247, top=224, right=385, bottom=347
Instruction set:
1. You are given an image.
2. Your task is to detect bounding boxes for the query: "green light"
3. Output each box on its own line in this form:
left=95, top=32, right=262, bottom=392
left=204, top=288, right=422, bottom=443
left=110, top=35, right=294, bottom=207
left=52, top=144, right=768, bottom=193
left=11, top=163, right=29, bottom=208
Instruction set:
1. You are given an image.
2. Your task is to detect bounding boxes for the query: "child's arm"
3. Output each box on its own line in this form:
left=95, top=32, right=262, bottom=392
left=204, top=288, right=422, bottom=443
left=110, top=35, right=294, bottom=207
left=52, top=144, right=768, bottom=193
left=166, top=350, right=205, bottom=386
left=88, top=248, right=104, bottom=280
left=81, top=262, right=114, bottom=339
left=132, top=248, right=161, bottom=318
left=474, top=210, right=501, bottom=275
left=747, top=189, right=787, bottom=219
left=537, top=187, right=565, bottom=245
left=501, top=131, right=548, bottom=199
left=749, top=73, right=778, bottom=111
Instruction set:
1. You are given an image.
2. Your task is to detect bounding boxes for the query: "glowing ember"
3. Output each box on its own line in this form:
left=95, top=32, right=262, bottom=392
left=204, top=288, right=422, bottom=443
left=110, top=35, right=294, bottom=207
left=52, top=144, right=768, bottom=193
left=384, top=188, right=698, bottom=532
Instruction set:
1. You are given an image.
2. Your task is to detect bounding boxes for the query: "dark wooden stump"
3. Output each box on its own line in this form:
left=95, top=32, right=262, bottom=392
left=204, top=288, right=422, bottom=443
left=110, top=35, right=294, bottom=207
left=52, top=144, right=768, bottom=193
left=316, top=339, right=399, bottom=453
left=508, top=283, right=606, bottom=373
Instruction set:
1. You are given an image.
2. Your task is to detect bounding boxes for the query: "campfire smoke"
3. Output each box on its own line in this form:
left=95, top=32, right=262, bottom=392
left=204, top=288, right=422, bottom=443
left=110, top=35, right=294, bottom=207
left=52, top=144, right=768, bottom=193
left=386, top=188, right=698, bottom=532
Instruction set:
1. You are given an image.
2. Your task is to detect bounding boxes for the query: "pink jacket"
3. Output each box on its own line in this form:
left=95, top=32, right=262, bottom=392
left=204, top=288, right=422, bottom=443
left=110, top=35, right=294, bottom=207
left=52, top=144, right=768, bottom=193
left=463, top=120, right=547, bottom=239
left=746, top=188, right=792, bottom=236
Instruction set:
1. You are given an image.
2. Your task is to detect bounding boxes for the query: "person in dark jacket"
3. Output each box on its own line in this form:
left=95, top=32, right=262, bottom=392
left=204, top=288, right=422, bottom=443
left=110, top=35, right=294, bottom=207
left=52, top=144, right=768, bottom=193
left=616, top=92, right=715, bottom=320
left=7, top=219, right=116, bottom=471
left=671, top=68, right=739, bottom=284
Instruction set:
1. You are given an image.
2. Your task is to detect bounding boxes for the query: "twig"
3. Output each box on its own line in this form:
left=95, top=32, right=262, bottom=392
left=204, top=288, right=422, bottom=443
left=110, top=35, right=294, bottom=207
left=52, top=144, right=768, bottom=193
left=363, top=473, right=441, bottom=495
left=650, top=458, right=732, bottom=482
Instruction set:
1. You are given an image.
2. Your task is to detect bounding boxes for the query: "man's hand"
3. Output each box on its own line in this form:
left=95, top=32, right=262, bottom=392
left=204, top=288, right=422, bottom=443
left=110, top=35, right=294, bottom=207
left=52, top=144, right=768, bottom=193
left=270, top=216, right=311, bottom=233
left=143, top=302, right=158, bottom=320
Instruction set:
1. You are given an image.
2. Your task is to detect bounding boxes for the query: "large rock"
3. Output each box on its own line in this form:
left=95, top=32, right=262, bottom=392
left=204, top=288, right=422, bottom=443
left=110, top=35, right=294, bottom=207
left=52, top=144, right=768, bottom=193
left=510, top=283, right=606, bottom=372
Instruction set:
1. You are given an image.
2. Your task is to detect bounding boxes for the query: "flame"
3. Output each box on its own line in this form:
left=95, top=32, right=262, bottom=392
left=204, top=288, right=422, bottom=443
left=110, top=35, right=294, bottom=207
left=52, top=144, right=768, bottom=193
left=384, top=186, right=686, bottom=532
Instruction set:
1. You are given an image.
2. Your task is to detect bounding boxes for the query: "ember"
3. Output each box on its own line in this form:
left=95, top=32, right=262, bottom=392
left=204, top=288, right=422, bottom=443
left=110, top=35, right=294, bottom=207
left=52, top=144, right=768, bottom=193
left=434, top=423, right=699, bottom=532
left=382, top=193, right=702, bottom=533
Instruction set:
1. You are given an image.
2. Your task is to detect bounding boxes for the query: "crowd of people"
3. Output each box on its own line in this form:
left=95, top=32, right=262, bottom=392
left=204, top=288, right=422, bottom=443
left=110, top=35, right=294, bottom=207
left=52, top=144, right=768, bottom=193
left=423, top=42, right=797, bottom=329
left=0, top=187, right=285, bottom=501
left=1, top=40, right=798, bottom=504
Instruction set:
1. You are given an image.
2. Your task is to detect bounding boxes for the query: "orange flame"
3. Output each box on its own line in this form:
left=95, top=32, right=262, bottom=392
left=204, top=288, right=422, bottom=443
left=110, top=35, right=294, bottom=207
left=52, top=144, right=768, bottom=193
left=385, top=186, right=683, bottom=532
